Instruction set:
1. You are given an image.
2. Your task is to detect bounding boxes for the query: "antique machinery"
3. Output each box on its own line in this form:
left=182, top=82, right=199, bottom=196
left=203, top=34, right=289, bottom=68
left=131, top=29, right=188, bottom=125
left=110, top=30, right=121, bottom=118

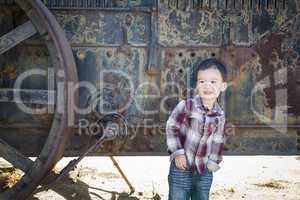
left=0, top=0, right=299, bottom=199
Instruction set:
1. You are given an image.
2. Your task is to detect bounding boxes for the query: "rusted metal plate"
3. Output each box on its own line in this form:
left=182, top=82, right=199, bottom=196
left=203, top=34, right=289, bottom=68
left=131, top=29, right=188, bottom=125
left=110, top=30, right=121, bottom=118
left=159, top=45, right=295, bottom=126
left=158, top=2, right=226, bottom=47
left=0, top=46, right=50, bottom=88
left=232, top=0, right=299, bottom=46
left=52, top=11, right=150, bottom=46
left=0, top=45, right=53, bottom=125
left=73, top=47, right=146, bottom=124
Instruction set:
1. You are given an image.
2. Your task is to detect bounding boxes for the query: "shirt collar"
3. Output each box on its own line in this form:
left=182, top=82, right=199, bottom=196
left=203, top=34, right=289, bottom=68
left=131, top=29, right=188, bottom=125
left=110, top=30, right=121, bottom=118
left=194, top=95, right=224, bottom=116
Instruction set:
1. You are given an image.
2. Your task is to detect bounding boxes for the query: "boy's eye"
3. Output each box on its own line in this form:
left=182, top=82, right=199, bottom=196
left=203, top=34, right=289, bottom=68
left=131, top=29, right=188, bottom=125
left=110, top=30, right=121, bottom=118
left=211, top=80, right=217, bottom=84
left=198, top=80, right=205, bottom=84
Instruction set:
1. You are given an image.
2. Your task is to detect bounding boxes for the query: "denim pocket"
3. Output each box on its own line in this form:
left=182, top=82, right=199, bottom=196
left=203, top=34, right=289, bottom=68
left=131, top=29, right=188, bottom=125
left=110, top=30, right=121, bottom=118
left=168, top=160, right=193, bottom=190
left=204, top=165, right=214, bottom=177
left=170, top=159, right=190, bottom=173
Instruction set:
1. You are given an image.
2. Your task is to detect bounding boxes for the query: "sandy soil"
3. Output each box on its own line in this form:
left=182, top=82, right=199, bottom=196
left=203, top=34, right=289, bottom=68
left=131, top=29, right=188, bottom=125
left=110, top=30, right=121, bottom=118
left=1, top=156, right=300, bottom=200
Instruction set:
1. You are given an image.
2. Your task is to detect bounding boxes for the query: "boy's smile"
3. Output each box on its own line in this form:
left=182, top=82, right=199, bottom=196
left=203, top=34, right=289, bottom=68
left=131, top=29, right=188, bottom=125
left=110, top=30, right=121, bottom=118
left=196, top=67, right=227, bottom=109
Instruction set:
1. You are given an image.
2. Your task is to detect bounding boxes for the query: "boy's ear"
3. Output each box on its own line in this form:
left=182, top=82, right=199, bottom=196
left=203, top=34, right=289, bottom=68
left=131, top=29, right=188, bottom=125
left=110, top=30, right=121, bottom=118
left=221, top=82, right=227, bottom=92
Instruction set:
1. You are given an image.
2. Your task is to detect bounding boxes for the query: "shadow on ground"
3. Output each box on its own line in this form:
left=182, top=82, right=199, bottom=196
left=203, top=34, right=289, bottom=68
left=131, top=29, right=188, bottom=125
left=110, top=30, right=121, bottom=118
left=28, top=176, right=161, bottom=200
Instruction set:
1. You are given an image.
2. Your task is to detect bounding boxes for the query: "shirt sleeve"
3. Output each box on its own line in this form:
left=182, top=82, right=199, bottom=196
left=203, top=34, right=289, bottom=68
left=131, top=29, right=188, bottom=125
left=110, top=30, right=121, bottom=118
left=209, top=115, right=226, bottom=164
left=166, top=100, right=187, bottom=159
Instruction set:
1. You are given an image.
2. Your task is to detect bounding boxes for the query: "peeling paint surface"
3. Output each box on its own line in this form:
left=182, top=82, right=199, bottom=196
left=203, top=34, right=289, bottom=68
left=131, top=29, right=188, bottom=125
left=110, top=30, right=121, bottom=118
left=73, top=47, right=146, bottom=124
left=0, top=0, right=299, bottom=155
left=54, top=11, right=150, bottom=45
left=159, top=3, right=224, bottom=46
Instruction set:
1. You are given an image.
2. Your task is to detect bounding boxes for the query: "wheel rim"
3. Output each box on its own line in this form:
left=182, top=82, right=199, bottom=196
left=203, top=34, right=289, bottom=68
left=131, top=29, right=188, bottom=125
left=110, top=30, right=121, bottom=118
left=0, top=0, right=78, bottom=199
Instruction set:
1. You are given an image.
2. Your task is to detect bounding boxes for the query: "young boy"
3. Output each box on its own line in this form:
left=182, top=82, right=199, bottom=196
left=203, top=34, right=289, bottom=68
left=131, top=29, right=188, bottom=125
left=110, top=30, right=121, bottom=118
left=166, top=58, right=228, bottom=200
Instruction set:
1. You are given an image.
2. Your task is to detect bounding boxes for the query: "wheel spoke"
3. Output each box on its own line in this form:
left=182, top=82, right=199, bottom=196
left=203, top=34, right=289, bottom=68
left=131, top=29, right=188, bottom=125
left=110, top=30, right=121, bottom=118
left=0, top=138, right=33, bottom=172
left=0, top=21, right=37, bottom=55
left=0, top=0, right=78, bottom=198
left=0, top=88, right=55, bottom=105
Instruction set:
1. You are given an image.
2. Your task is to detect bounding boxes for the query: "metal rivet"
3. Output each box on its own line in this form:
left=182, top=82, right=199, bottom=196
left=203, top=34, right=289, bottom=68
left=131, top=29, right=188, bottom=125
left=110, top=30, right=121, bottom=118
left=106, top=51, right=112, bottom=58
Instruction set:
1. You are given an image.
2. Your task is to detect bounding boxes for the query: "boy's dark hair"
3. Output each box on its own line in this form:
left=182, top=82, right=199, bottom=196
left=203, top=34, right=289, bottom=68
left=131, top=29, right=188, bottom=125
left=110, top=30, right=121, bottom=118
left=190, top=58, right=227, bottom=88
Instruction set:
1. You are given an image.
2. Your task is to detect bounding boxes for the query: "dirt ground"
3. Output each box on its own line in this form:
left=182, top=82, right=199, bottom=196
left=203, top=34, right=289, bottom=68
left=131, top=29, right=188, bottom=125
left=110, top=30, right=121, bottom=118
left=1, top=156, right=300, bottom=200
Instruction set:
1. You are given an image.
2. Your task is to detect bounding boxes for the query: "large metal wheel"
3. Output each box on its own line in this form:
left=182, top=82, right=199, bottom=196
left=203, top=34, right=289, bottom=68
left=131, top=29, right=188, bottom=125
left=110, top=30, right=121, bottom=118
left=0, top=0, right=78, bottom=199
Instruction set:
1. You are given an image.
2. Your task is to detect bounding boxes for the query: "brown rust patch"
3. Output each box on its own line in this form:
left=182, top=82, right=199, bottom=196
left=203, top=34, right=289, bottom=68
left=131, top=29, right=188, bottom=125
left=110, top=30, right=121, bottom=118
left=255, top=33, right=285, bottom=75
left=219, top=45, right=259, bottom=88
left=254, top=33, right=287, bottom=109
left=0, top=64, right=17, bottom=81
left=220, top=46, right=258, bottom=70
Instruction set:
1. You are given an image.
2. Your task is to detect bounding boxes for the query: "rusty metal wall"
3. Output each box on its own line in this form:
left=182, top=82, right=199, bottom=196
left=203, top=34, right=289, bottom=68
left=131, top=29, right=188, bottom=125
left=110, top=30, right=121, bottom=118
left=0, top=0, right=299, bottom=155
left=0, top=0, right=156, bottom=7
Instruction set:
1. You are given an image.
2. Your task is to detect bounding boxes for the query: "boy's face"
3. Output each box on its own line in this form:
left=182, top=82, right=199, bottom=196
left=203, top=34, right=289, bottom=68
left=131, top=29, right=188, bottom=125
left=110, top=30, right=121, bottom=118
left=196, top=67, right=227, bottom=102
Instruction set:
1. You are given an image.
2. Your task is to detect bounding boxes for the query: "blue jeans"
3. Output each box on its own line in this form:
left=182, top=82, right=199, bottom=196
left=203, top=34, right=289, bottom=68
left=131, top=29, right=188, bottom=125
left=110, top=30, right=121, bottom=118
left=168, top=160, right=213, bottom=200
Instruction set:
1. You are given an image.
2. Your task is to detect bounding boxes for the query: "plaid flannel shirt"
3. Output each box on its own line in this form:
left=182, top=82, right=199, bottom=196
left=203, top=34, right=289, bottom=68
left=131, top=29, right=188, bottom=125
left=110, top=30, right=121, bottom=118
left=166, top=95, right=226, bottom=173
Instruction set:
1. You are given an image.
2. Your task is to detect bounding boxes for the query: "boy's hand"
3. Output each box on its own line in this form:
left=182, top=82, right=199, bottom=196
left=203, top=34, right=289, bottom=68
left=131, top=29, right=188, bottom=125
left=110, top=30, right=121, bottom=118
left=207, top=159, right=220, bottom=172
left=175, top=155, right=187, bottom=170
